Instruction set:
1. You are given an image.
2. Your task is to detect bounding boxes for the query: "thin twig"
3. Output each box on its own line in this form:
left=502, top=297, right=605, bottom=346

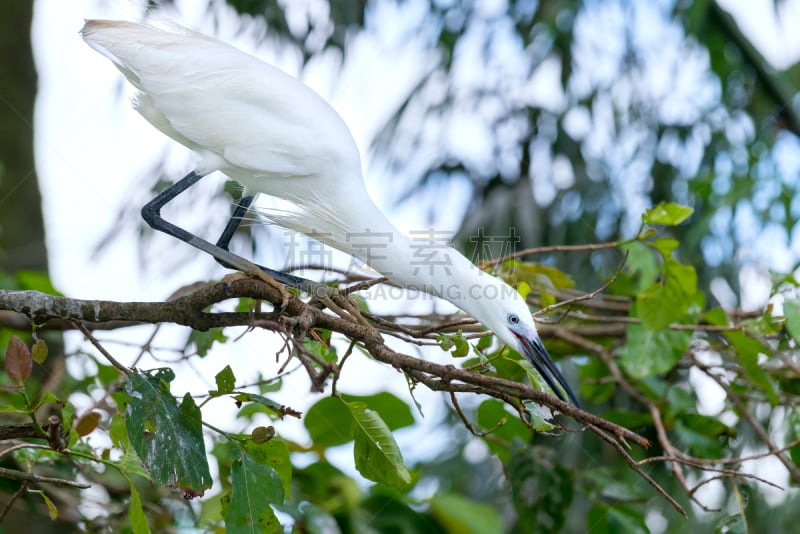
left=0, top=466, right=90, bottom=489
left=0, top=482, right=28, bottom=522
left=702, top=368, right=800, bottom=485
left=588, top=424, right=687, bottom=518
left=533, top=250, right=628, bottom=317
left=480, top=240, right=625, bottom=269
left=72, top=320, right=131, bottom=375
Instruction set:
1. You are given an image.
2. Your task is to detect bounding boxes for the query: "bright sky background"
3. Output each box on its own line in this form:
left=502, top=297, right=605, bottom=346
left=30, top=0, right=800, bottom=524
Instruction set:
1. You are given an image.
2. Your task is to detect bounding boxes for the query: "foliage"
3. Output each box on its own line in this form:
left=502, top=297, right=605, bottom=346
left=2, top=0, right=800, bottom=532
left=1, top=201, right=799, bottom=531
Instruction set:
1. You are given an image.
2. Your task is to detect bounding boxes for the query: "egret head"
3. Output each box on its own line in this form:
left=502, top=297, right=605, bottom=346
left=458, top=278, right=580, bottom=407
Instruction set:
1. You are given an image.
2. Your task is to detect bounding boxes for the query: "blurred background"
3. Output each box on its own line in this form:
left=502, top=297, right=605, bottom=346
left=1, top=0, right=799, bottom=532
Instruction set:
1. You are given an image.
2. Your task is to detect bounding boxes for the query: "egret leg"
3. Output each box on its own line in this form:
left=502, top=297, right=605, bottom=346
left=140, top=171, right=317, bottom=294
left=214, top=195, right=254, bottom=253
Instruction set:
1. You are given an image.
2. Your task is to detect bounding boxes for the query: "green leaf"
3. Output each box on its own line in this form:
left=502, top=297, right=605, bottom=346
left=517, top=281, right=531, bottom=300
left=674, top=415, right=733, bottom=458
left=703, top=307, right=730, bottom=327
left=30, top=490, right=58, bottom=520
left=235, top=393, right=292, bottom=418
left=303, top=337, right=337, bottom=363
left=341, top=392, right=414, bottom=431
left=636, top=257, right=697, bottom=330
left=579, top=358, right=615, bottom=403
left=619, top=325, right=691, bottom=378
left=304, top=396, right=356, bottom=448
left=215, top=365, right=236, bottom=394
left=430, top=493, right=503, bottom=534
left=226, top=447, right=284, bottom=534
left=16, top=270, right=63, bottom=296
left=499, top=261, right=575, bottom=290
left=452, top=331, right=470, bottom=358
left=725, top=331, right=778, bottom=405
left=600, top=409, right=652, bottom=429
left=109, top=414, right=150, bottom=480
left=436, top=334, right=455, bottom=352
left=123, top=369, right=212, bottom=497
left=784, top=300, right=800, bottom=343
left=348, top=401, right=411, bottom=488
left=508, top=440, right=573, bottom=530
left=293, top=461, right=362, bottom=511
left=583, top=468, right=646, bottom=502
left=642, top=202, right=694, bottom=226
left=476, top=400, right=530, bottom=462
left=188, top=328, right=228, bottom=357
left=436, top=332, right=470, bottom=357
left=31, top=339, right=48, bottom=364
left=244, top=439, right=292, bottom=499
left=128, top=484, right=151, bottom=534
left=619, top=241, right=658, bottom=292
left=515, top=358, right=566, bottom=420
left=588, top=503, right=648, bottom=534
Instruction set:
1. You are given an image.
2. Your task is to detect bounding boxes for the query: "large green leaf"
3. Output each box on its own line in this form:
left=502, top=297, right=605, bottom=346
left=619, top=325, right=691, bottom=378
left=348, top=401, right=411, bottom=488
left=128, top=484, right=150, bottom=534
left=430, top=493, right=503, bottom=534
left=304, top=396, right=356, bottom=448
left=109, top=414, right=150, bottom=480
left=476, top=400, right=530, bottom=463
left=636, top=256, right=697, bottom=330
left=341, top=392, right=415, bottom=431
left=225, top=448, right=284, bottom=534
left=123, top=369, right=212, bottom=497
left=726, top=331, right=778, bottom=405
left=244, top=440, right=292, bottom=499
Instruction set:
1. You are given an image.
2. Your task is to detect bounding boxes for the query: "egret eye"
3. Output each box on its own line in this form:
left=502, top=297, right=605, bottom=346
left=508, top=313, right=520, bottom=325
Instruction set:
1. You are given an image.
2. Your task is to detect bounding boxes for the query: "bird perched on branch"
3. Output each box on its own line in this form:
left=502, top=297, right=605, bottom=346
left=81, top=19, right=579, bottom=406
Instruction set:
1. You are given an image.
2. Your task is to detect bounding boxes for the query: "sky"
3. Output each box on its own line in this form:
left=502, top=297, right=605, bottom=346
left=30, top=0, right=800, bottom=523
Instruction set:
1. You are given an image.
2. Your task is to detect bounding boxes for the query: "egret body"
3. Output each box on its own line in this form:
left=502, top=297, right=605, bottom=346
left=81, top=20, right=579, bottom=406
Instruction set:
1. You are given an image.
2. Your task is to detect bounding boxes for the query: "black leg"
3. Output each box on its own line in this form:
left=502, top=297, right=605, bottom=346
left=216, top=195, right=254, bottom=252
left=141, top=171, right=316, bottom=292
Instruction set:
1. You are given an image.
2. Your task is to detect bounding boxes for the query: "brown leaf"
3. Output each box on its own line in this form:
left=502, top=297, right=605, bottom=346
left=251, top=426, right=275, bottom=443
left=75, top=412, right=101, bottom=437
left=5, top=336, right=32, bottom=384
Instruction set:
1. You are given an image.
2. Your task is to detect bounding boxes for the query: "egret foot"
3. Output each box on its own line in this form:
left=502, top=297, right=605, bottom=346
left=243, top=268, right=290, bottom=312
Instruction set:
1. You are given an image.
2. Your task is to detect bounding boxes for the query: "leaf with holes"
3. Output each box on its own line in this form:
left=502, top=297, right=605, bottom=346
left=225, top=447, right=284, bottom=534
left=124, top=369, right=212, bottom=497
left=214, top=365, right=236, bottom=395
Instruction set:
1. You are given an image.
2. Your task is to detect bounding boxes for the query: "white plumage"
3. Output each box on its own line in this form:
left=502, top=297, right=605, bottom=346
left=82, top=19, right=578, bottom=406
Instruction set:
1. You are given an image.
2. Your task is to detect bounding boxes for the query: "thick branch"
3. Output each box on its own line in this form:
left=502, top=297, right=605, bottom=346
left=0, top=286, right=648, bottom=448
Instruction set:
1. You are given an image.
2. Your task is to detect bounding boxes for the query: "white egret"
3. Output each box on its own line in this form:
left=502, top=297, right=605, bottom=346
left=81, top=20, right=579, bottom=406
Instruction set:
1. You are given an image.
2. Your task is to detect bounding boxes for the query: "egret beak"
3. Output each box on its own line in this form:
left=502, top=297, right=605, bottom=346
left=512, top=329, right=580, bottom=407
